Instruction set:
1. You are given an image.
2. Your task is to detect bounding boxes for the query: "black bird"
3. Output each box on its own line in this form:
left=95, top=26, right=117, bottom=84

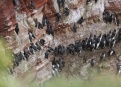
left=117, top=64, right=121, bottom=74
left=38, top=22, right=43, bottom=29
left=86, top=34, right=93, bottom=50
left=34, top=18, right=38, bottom=28
left=108, top=48, right=115, bottom=56
left=14, top=53, right=22, bottom=63
left=108, top=14, right=113, bottom=23
left=118, top=28, right=121, bottom=42
left=13, top=58, right=19, bottom=66
left=95, top=34, right=102, bottom=49
left=91, top=39, right=96, bottom=51
left=100, top=37, right=106, bottom=49
left=45, top=50, right=49, bottom=59
left=31, top=43, right=37, bottom=51
left=57, top=0, right=61, bottom=8
left=72, top=23, right=77, bottom=33
left=77, top=17, right=84, bottom=25
left=36, top=42, right=41, bottom=51
left=39, top=39, right=45, bottom=46
left=13, top=0, right=19, bottom=6
left=46, top=25, right=54, bottom=36
left=19, top=51, right=26, bottom=60
left=116, top=15, right=120, bottom=26
left=86, top=0, right=91, bottom=4
left=15, top=24, right=19, bottom=35
left=28, top=46, right=34, bottom=54
left=42, top=17, right=49, bottom=26
left=95, top=0, right=98, bottom=3
left=28, top=32, right=35, bottom=42
left=56, top=13, right=61, bottom=21
left=56, top=0, right=65, bottom=8
left=58, top=58, right=65, bottom=71
left=54, top=47, right=59, bottom=56
left=52, top=57, right=56, bottom=66
left=68, top=44, right=75, bottom=55
left=103, top=11, right=114, bottom=24
left=30, top=0, right=35, bottom=9
left=90, top=59, right=95, bottom=67
left=24, top=50, right=29, bottom=61
left=103, top=10, right=111, bottom=23
left=110, top=39, right=116, bottom=48
left=61, top=0, right=65, bottom=7
left=111, top=29, right=116, bottom=39
left=58, top=45, right=65, bottom=56
left=75, top=41, right=82, bottom=53
left=100, top=53, right=106, bottom=62
left=81, top=40, right=86, bottom=50
left=64, top=7, right=70, bottom=16
left=48, top=47, right=54, bottom=53
left=13, top=53, right=21, bottom=66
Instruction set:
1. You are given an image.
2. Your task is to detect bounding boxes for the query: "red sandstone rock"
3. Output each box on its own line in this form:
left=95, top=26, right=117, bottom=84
left=0, top=0, right=15, bottom=35
left=0, top=0, right=47, bottom=36
left=1, top=0, right=121, bottom=36
left=105, top=0, right=121, bottom=12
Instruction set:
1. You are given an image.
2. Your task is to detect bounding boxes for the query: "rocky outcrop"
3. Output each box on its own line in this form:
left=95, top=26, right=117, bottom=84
left=47, top=0, right=121, bottom=24
left=0, top=0, right=52, bottom=84
left=0, top=0, right=47, bottom=36
left=0, top=0, right=15, bottom=36
left=1, top=0, right=121, bottom=84
left=1, top=0, right=121, bottom=36
left=105, top=0, right=121, bottom=20
left=105, top=0, right=121, bottom=12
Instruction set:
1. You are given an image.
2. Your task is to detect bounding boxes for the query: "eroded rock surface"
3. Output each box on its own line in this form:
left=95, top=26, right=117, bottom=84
left=1, top=0, right=121, bottom=84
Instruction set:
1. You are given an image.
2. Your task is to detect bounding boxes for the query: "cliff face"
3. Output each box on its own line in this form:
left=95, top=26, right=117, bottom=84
left=1, top=0, right=121, bottom=41
left=0, top=0, right=51, bottom=84
left=0, top=0, right=47, bottom=36
left=1, top=0, right=121, bottom=36
left=42, top=0, right=121, bottom=46
left=1, top=0, right=121, bottom=84
left=48, top=0, right=121, bottom=24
